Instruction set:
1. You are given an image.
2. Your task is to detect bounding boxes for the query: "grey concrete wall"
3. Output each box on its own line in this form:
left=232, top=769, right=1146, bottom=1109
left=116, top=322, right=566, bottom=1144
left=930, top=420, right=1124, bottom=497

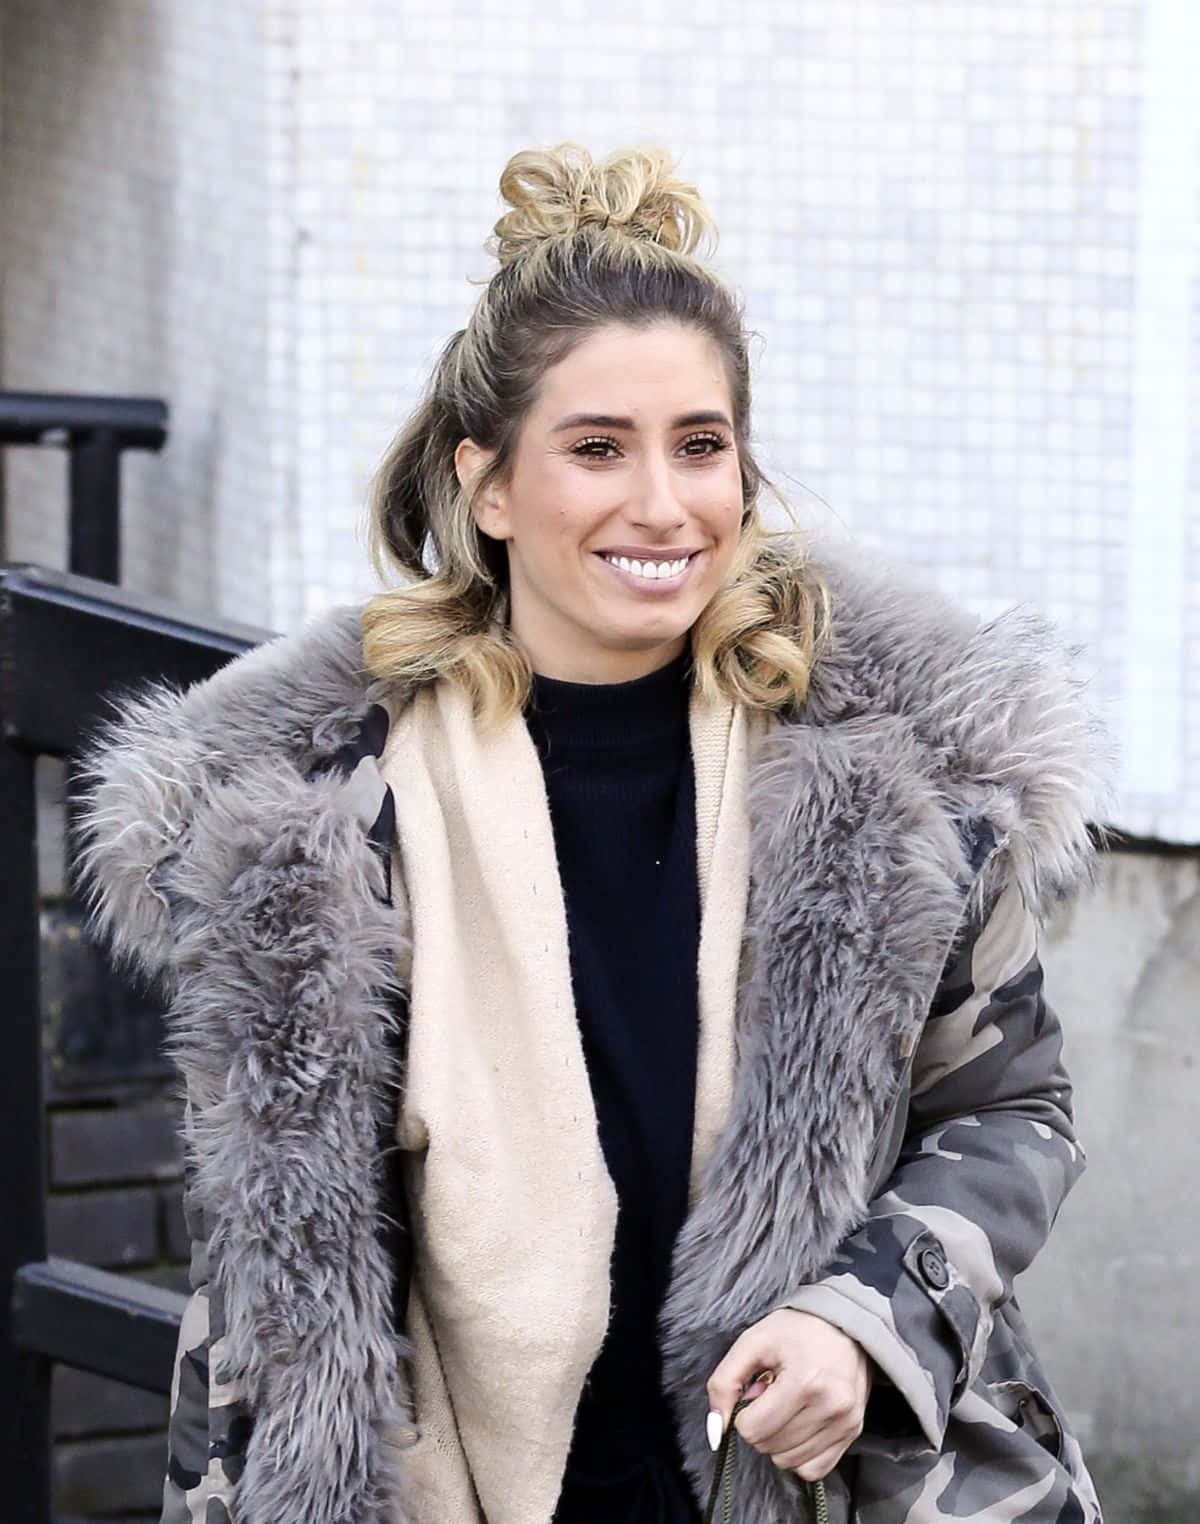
left=1021, top=850, right=1200, bottom=1521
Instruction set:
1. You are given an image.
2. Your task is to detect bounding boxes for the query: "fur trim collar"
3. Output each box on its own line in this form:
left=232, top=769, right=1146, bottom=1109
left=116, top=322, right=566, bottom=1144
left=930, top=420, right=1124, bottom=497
left=74, top=542, right=1109, bottom=1523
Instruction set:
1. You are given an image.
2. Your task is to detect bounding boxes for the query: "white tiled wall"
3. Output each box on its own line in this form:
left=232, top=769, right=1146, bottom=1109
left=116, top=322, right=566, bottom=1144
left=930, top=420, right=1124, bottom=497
left=1, top=1, right=276, bottom=623
left=2, top=0, right=1197, bottom=840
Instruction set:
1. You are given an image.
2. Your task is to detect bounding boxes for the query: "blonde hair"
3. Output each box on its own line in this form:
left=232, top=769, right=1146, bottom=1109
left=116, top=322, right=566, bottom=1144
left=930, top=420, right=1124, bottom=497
left=362, top=143, right=827, bottom=723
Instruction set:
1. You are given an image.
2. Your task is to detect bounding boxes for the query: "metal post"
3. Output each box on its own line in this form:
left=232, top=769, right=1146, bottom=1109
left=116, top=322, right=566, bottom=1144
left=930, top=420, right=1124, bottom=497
left=68, top=430, right=121, bottom=583
left=0, top=732, right=52, bottom=1523
left=0, top=392, right=169, bottom=589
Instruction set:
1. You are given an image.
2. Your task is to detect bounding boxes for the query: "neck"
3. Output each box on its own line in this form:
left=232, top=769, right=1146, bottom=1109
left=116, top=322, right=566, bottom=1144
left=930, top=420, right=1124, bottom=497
left=518, top=633, right=689, bottom=686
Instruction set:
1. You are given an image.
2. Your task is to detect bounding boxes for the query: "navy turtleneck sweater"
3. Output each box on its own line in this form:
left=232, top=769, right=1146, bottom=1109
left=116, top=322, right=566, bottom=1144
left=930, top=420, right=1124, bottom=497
left=524, top=649, right=703, bottom=1524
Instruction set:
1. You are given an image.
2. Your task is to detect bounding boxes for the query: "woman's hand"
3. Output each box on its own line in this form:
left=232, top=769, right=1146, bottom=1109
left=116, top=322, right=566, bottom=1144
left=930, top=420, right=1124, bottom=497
left=705, top=1309, right=872, bottom=1481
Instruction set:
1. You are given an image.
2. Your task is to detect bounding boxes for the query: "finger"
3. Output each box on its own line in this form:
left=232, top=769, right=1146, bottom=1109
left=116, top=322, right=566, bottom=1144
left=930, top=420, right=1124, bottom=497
left=733, top=1372, right=815, bottom=1448
left=736, top=1364, right=841, bottom=1449
left=770, top=1425, right=859, bottom=1479
left=750, top=1406, right=830, bottom=1458
left=761, top=1373, right=864, bottom=1450
left=796, top=1400, right=864, bottom=1456
left=796, top=1438, right=853, bottom=1483
left=750, top=1384, right=850, bottom=1457
left=706, top=1329, right=782, bottom=1442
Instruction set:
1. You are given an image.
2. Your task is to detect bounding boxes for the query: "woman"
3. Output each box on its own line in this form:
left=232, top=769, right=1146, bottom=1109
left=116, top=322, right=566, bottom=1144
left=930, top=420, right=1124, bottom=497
left=77, top=145, right=1107, bottom=1524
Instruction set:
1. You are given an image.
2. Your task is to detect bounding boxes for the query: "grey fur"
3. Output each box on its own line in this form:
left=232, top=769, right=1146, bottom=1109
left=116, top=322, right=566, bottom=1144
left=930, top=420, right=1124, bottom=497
left=73, top=544, right=1109, bottom=1524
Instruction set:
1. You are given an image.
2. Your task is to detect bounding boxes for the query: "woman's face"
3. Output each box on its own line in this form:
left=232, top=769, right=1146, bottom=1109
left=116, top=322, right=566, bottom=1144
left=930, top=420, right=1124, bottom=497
left=458, top=321, right=745, bottom=683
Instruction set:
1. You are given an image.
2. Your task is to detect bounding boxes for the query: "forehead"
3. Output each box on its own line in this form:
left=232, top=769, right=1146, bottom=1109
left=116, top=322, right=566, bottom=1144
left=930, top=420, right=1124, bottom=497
left=531, top=322, right=732, bottom=420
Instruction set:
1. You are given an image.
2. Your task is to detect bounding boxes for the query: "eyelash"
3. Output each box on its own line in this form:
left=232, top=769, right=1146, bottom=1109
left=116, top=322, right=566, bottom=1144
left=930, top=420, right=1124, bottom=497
left=570, top=432, right=731, bottom=459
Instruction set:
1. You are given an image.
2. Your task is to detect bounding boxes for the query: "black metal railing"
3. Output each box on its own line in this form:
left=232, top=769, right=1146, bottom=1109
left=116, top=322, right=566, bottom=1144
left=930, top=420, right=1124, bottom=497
left=0, top=563, right=269, bottom=1522
left=0, top=392, right=168, bottom=583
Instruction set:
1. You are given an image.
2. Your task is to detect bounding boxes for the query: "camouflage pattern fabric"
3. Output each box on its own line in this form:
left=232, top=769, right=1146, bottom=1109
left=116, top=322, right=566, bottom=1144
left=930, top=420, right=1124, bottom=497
left=161, top=1110, right=250, bottom=1524
left=784, top=883, right=1102, bottom=1521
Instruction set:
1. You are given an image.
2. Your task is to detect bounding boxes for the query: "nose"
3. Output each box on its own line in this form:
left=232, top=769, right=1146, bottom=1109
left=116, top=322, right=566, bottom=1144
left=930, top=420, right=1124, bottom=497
left=627, top=449, right=687, bottom=534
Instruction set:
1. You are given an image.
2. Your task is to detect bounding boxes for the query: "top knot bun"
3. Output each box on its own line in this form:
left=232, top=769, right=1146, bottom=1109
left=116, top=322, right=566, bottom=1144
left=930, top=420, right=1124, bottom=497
left=489, top=143, right=715, bottom=267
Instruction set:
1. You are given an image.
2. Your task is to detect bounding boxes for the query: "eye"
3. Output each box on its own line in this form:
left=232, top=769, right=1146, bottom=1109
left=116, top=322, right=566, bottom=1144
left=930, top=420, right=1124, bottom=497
left=570, top=435, right=622, bottom=459
left=680, top=431, right=731, bottom=457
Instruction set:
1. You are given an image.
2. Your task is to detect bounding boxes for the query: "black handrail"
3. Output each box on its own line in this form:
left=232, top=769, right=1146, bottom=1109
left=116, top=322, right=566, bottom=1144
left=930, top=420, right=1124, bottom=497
left=12, top=1260, right=189, bottom=1396
left=0, top=391, right=169, bottom=583
left=0, top=562, right=269, bottom=1522
left=0, top=562, right=266, bottom=756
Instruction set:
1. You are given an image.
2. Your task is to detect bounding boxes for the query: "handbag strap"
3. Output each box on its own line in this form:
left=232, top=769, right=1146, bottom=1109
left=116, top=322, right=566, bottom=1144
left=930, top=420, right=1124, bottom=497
left=701, top=1382, right=830, bottom=1524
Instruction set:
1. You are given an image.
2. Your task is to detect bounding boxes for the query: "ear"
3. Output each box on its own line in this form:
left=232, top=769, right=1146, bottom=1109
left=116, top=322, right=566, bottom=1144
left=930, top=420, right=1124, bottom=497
left=455, top=438, right=511, bottom=541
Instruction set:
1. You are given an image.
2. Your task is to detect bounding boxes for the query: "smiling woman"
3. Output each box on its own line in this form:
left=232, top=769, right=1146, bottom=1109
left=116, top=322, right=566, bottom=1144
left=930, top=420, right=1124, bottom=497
left=77, top=141, right=1107, bottom=1524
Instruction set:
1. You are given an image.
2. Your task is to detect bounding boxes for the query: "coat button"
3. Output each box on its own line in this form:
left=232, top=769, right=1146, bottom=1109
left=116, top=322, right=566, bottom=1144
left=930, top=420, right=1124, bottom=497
left=917, top=1245, right=950, bottom=1291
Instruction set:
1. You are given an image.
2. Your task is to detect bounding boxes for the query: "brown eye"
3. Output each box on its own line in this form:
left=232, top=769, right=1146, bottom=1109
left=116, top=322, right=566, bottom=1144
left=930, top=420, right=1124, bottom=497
left=571, top=435, right=621, bottom=458
left=681, top=431, right=730, bottom=457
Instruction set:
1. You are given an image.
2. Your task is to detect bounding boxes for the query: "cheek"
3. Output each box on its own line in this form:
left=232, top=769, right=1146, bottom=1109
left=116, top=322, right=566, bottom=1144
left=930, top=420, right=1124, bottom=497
left=540, top=464, right=613, bottom=530
left=508, top=465, right=596, bottom=550
left=700, top=471, right=745, bottom=540
left=698, top=479, right=745, bottom=581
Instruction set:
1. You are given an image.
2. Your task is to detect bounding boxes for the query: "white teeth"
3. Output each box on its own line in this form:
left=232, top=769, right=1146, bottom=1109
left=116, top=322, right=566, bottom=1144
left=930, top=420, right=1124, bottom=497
left=604, top=554, right=690, bottom=580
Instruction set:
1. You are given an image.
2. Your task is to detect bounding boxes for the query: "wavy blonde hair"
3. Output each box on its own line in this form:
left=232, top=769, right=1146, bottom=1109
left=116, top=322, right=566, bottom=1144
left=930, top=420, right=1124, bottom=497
left=362, top=143, right=827, bottom=723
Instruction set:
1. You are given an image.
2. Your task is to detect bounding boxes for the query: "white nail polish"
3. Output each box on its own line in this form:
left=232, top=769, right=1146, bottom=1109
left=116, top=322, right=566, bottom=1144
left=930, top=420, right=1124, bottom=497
left=706, top=1410, right=723, bottom=1452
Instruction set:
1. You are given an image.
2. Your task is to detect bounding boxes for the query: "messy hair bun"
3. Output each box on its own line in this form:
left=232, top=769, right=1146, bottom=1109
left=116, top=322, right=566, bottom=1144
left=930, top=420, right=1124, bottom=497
left=489, top=143, right=715, bottom=266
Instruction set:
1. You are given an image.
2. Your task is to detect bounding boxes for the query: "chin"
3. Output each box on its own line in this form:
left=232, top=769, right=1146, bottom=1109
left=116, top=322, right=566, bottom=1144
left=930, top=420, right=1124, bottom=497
left=605, top=618, right=693, bottom=652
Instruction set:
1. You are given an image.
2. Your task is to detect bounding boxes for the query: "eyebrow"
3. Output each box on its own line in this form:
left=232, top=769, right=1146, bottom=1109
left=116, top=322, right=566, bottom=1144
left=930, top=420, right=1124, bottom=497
left=551, top=410, right=733, bottom=432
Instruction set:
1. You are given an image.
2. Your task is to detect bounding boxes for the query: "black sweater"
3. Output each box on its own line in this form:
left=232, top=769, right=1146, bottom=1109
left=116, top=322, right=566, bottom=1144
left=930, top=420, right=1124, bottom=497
left=525, top=650, right=703, bottom=1524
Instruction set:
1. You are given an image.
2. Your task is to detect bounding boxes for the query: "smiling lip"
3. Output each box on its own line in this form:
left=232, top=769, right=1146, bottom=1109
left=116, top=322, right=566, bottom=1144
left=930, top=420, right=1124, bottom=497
left=594, top=548, right=703, bottom=591
left=595, top=547, right=703, bottom=560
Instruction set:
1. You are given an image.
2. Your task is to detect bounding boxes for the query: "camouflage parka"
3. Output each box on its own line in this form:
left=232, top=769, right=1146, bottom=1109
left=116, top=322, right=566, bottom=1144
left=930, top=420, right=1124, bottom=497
left=77, top=545, right=1110, bottom=1524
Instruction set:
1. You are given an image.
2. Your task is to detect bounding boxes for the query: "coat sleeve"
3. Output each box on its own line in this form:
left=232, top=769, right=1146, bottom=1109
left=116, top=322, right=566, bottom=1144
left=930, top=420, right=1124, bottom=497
left=779, top=880, right=1084, bottom=1452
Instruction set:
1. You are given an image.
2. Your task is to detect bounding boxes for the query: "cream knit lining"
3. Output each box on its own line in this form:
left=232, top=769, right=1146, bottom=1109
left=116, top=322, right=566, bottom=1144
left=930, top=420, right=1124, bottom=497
left=379, top=675, right=755, bottom=1524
